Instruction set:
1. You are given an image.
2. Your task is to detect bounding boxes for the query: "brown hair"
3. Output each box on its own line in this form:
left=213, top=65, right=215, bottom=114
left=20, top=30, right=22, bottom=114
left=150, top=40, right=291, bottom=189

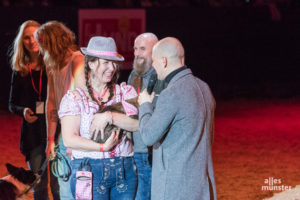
left=84, top=55, right=120, bottom=110
left=34, top=21, right=77, bottom=73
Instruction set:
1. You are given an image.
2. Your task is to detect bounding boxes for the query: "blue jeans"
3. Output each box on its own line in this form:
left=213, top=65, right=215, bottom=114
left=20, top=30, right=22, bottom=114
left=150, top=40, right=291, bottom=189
left=70, top=157, right=137, bottom=200
left=133, top=153, right=151, bottom=200
left=58, top=136, right=74, bottom=200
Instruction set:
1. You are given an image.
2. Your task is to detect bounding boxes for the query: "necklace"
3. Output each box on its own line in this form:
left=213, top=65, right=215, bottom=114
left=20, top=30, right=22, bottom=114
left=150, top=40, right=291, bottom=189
left=29, top=65, right=43, bottom=100
left=92, top=86, right=108, bottom=104
left=28, top=62, right=40, bottom=71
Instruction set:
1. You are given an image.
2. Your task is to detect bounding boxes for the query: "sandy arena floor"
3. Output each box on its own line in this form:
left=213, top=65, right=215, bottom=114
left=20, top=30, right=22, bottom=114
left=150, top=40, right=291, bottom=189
left=1, top=98, right=300, bottom=200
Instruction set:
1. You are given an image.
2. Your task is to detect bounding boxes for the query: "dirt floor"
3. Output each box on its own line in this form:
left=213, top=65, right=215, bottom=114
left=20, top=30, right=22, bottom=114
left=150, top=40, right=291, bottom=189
left=0, top=98, right=300, bottom=200
left=213, top=98, right=300, bottom=200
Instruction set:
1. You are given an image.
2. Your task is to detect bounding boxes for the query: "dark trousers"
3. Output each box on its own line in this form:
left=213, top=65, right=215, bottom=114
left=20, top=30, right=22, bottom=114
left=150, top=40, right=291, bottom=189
left=27, top=145, right=60, bottom=200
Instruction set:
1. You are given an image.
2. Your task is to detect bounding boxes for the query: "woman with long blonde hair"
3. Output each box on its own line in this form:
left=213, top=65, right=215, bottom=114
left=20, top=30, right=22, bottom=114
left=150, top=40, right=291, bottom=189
left=10, top=20, right=43, bottom=75
left=8, top=20, right=59, bottom=200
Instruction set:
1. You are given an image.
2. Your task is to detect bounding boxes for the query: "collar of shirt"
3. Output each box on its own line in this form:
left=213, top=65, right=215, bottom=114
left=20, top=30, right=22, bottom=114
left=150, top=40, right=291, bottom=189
left=164, top=66, right=187, bottom=85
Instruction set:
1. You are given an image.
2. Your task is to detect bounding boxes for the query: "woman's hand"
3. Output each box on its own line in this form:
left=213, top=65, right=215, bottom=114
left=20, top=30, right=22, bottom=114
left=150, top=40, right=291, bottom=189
left=90, top=112, right=112, bottom=140
left=103, top=129, right=120, bottom=151
left=23, top=108, right=38, bottom=123
left=46, top=140, right=56, bottom=160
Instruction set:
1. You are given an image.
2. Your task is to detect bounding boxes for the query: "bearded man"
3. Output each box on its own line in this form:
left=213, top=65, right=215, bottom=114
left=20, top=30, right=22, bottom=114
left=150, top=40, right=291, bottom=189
left=127, top=32, right=163, bottom=200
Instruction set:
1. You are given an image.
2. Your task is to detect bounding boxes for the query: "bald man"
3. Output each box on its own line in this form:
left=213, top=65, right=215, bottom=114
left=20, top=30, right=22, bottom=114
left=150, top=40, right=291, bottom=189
left=138, top=37, right=217, bottom=200
left=127, top=33, right=164, bottom=200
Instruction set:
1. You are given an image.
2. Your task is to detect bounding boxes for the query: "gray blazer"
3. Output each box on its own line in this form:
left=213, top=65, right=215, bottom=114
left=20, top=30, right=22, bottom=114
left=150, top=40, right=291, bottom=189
left=139, top=68, right=217, bottom=200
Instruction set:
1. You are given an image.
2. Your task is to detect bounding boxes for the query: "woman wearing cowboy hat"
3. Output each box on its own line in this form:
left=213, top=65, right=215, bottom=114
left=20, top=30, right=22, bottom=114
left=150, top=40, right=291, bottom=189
left=58, top=36, right=138, bottom=199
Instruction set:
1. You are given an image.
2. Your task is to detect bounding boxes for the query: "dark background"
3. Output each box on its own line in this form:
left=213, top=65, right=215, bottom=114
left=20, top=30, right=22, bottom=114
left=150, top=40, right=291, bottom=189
left=0, top=6, right=299, bottom=110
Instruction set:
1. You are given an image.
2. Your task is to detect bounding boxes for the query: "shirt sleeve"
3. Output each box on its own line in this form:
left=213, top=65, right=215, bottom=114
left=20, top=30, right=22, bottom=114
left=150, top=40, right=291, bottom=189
left=58, top=90, right=81, bottom=119
left=8, top=71, right=26, bottom=116
left=139, top=90, right=177, bottom=146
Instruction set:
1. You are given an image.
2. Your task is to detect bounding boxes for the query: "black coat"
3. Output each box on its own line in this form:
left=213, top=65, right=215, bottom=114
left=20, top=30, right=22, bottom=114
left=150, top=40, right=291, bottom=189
left=8, top=69, right=48, bottom=160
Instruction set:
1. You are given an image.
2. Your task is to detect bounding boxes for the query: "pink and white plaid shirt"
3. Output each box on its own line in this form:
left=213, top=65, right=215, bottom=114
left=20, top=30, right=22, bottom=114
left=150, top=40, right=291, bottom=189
left=58, top=82, right=137, bottom=159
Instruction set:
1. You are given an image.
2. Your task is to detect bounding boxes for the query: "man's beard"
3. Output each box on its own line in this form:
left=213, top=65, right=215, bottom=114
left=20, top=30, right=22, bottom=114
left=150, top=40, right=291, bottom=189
left=133, top=57, right=152, bottom=76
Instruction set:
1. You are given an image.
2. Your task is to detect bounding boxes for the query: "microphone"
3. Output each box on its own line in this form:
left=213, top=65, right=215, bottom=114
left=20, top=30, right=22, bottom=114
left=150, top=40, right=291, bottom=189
left=147, top=73, right=157, bottom=94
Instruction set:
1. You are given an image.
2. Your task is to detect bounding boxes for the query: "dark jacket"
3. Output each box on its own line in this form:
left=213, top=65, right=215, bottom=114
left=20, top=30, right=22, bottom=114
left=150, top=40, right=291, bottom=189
left=8, top=69, right=47, bottom=160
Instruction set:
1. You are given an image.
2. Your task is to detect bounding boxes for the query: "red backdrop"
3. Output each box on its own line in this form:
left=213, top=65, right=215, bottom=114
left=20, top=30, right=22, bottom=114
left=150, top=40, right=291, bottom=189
left=78, top=9, right=146, bottom=70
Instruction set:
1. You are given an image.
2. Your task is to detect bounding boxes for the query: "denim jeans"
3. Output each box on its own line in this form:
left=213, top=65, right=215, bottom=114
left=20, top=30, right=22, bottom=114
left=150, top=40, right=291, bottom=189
left=58, top=136, right=74, bottom=200
left=133, top=153, right=151, bottom=200
left=27, top=145, right=49, bottom=200
left=70, top=157, right=137, bottom=200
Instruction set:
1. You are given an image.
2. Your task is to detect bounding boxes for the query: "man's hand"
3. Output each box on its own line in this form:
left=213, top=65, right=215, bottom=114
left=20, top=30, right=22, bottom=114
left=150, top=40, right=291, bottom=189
left=138, top=89, right=155, bottom=106
left=23, top=108, right=38, bottom=123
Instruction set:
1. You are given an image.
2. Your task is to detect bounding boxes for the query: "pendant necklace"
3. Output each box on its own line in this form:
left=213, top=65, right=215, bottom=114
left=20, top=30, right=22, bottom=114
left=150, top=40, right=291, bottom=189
left=92, top=86, right=108, bottom=105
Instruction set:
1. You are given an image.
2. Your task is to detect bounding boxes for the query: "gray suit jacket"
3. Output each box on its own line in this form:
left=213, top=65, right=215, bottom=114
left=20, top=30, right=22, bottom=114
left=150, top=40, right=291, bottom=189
left=139, top=68, right=217, bottom=200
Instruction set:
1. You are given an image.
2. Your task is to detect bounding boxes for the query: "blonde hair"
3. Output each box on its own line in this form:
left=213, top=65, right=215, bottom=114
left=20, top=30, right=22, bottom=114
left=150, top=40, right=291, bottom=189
left=34, top=21, right=77, bottom=73
left=9, top=20, right=41, bottom=76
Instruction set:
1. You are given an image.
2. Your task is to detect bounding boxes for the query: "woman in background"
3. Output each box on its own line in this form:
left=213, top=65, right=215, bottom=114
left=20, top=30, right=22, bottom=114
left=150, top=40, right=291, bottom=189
left=34, top=20, right=86, bottom=200
left=8, top=20, right=59, bottom=200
